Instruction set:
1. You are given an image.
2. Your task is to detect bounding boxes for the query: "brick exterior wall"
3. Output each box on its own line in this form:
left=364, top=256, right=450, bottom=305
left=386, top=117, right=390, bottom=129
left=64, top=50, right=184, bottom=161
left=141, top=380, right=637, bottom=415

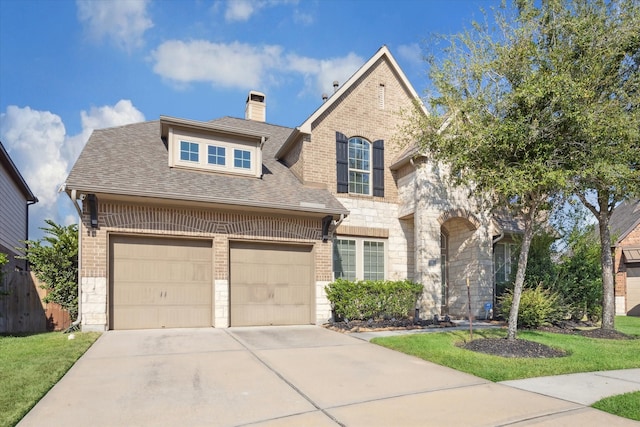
left=615, top=224, right=640, bottom=315
left=304, top=57, right=412, bottom=202
left=79, top=200, right=332, bottom=330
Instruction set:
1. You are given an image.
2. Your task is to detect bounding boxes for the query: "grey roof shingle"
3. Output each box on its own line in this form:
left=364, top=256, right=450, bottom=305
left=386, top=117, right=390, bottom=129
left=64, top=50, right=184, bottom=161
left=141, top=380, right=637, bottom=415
left=610, top=199, right=640, bottom=245
left=66, top=117, right=347, bottom=216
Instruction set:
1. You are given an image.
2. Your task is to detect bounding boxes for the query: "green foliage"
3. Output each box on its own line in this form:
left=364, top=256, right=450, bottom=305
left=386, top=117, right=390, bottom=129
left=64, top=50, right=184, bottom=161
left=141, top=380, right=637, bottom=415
left=552, top=223, right=603, bottom=321
left=499, top=286, right=564, bottom=329
left=523, top=231, right=557, bottom=288
left=0, top=252, right=8, bottom=297
left=0, top=252, right=7, bottom=283
left=20, top=220, right=78, bottom=320
left=325, top=279, right=423, bottom=321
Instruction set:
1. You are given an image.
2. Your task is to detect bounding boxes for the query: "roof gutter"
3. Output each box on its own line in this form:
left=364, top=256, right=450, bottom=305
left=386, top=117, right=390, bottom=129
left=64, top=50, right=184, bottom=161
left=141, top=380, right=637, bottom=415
left=64, top=184, right=349, bottom=218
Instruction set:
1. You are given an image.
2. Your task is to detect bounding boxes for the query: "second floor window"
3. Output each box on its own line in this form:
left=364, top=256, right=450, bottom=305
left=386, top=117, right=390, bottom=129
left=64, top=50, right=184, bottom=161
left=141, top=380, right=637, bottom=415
left=207, top=145, right=225, bottom=165
left=180, top=141, right=199, bottom=162
left=336, top=131, right=384, bottom=197
left=348, top=137, right=371, bottom=194
left=234, top=149, right=251, bottom=169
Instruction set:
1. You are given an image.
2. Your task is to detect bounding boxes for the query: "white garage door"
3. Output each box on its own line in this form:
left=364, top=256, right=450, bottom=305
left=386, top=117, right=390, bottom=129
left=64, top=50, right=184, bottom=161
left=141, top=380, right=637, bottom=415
left=109, top=235, right=213, bottom=330
left=230, top=242, right=314, bottom=326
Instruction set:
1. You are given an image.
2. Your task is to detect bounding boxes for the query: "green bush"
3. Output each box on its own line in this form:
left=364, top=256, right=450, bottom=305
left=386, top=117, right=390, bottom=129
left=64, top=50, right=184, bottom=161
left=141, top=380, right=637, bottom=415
left=499, top=286, right=564, bottom=329
left=325, top=278, right=423, bottom=321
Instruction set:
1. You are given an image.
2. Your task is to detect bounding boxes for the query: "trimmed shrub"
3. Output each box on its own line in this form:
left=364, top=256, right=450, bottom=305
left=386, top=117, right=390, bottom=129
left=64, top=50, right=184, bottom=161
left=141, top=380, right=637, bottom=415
left=499, top=286, right=564, bottom=329
left=325, top=278, right=423, bottom=321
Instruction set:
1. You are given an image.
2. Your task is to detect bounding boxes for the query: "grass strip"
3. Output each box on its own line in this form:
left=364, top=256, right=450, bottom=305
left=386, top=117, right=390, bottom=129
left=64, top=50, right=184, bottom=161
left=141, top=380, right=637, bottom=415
left=592, top=391, right=640, bottom=421
left=0, top=332, right=100, bottom=427
left=372, top=317, right=640, bottom=382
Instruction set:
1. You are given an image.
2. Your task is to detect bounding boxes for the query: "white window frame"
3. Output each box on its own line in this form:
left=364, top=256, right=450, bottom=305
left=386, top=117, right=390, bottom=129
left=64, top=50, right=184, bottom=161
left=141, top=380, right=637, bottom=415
left=168, top=128, right=263, bottom=178
left=333, top=237, right=387, bottom=280
left=348, top=137, right=372, bottom=195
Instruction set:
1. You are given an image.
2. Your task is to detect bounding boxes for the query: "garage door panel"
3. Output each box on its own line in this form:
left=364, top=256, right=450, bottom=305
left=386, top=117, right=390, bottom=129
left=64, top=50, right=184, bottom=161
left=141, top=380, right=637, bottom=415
left=230, top=243, right=314, bottom=326
left=628, top=277, right=640, bottom=316
left=110, top=236, right=213, bottom=330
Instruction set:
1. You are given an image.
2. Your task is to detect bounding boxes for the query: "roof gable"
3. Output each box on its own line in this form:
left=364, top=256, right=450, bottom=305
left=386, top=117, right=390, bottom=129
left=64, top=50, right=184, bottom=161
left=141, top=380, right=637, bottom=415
left=276, top=46, right=428, bottom=159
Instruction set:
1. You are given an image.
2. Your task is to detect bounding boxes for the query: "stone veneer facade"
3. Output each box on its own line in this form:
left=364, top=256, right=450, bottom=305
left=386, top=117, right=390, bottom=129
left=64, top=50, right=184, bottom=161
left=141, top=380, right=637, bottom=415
left=79, top=200, right=332, bottom=331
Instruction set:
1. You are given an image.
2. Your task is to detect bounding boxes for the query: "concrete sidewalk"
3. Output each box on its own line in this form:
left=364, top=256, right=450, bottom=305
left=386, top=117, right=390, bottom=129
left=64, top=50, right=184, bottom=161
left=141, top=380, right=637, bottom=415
left=501, top=369, right=640, bottom=406
left=17, top=326, right=639, bottom=426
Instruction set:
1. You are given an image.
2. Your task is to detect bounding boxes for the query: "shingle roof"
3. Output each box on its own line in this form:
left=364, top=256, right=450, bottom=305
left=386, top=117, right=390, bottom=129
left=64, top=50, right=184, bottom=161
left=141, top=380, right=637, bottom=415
left=610, top=199, right=640, bottom=245
left=65, top=117, right=347, bottom=216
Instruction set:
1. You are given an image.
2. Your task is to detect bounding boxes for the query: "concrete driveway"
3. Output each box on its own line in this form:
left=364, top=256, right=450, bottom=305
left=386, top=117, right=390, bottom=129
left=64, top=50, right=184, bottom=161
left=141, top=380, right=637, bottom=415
left=18, top=326, right=635, bottom=426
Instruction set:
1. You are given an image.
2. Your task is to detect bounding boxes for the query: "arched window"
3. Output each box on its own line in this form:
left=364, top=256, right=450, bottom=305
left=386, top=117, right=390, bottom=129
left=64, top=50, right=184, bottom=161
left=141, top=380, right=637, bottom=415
left=336, top=131, right=384, bottom=196
left=348, top=137, right=371, bottom=194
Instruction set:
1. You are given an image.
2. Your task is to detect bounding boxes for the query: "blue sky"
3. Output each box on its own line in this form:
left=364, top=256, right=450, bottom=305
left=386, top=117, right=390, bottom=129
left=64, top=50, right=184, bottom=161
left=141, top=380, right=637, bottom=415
left=0, top=0, right=498, bottom=240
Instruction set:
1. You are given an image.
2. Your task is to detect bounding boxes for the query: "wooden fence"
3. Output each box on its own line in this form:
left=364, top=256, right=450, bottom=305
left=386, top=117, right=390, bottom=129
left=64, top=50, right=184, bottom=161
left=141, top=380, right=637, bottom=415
left=0, top=271, right=71, bottom=333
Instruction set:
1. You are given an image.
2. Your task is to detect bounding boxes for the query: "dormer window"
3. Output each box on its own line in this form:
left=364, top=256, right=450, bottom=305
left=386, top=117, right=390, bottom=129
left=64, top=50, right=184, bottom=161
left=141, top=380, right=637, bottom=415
left=162, top=115, right=265, bottom=178
left=234, top=149, right=251, bottom=169
left=180, top=141, right=199, bottom=162
left=208, top=145, right=226, bottom=166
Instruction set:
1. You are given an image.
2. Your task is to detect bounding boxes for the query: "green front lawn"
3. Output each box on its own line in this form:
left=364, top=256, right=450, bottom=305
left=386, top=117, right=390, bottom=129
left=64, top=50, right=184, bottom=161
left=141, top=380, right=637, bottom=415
left=0, top=332, right=100, bottom=427
left=372, top=316, right=640, bottom=382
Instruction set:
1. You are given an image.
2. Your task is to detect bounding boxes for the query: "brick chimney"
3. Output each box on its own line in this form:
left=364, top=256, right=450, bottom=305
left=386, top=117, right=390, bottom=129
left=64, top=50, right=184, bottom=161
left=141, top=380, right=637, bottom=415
left=245, top=91, right=266, bottom=122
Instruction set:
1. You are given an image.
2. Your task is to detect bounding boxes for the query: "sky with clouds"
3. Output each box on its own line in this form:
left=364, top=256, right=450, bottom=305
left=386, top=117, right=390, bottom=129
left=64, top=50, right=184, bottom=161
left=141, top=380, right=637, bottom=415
left=0, top=0, right=498, bottom=240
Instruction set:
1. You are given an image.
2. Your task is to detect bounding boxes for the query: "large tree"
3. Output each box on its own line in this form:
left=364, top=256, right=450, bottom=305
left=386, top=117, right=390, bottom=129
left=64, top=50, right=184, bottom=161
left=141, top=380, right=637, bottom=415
left=547, top=0, right=640, bottom=330
left=409, top=1, right=571, bottom=340
left=410, top=0, right=639, bottom=336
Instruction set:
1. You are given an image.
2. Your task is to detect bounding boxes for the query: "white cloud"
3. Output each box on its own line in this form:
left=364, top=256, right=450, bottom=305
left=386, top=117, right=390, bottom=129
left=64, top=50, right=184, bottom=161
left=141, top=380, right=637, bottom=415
left=76, top=0, right=153, bottom=52
left=397, top=43, right=423, bottom=67
left=287, top=52, right=364, bottom=96
left=224, top=0, right=299, bottom=23
left=151, top=39, right=363, bottom=97
left=151, top=40, right=283, bottom=89
left=225, top=0, right=257, bottom=22
left=0, top=102, right=144, bottom=239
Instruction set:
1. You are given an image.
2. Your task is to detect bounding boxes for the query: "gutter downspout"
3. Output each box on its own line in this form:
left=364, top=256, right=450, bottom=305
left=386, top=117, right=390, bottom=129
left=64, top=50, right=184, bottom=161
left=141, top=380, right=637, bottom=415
left=491, top=231, right=505, bottom=316
left=66, top=188, right=82, bottom=332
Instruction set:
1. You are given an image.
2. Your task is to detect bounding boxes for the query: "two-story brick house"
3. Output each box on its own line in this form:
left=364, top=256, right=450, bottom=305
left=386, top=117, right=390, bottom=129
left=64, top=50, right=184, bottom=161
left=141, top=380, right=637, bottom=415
left=66, top=46, right=509, bottom=331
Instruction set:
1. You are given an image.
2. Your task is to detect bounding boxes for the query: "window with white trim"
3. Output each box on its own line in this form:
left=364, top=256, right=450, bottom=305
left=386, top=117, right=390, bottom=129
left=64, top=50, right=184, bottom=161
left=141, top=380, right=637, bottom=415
left=348, top=137, right=371, bottom=195
left=333, top=237, right=386, bottom=280
left=234, top=149, right=251, bottom=169
left=207, top=145, right=225, bottom=166
left=180, top=141, right=199, bottom=162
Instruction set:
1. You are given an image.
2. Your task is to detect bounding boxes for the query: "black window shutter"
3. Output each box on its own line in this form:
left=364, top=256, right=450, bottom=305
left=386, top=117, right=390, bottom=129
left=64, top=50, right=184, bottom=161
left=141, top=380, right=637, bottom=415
left=372, top=139, right=384, bottom=197
left=336, top=132, right=348, bottom=193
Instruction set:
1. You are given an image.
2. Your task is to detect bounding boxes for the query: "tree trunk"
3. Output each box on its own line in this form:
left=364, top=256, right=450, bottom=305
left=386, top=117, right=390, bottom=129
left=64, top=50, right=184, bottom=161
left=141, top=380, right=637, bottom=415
left=579, top=191, right=616, bottom=331
left=596, top=197, right=615, bottom=330
left=507, top=206, right=536, bottom=340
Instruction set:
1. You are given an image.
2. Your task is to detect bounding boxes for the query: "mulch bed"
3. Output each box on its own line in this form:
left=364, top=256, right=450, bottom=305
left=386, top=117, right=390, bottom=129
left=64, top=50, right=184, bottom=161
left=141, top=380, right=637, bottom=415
left=325, top=318, right=635, bottom=358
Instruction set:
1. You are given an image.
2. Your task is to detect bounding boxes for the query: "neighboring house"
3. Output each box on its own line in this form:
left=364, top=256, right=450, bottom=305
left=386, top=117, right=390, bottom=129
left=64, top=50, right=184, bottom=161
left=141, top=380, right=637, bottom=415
left=611, top=199, right=640, bottom=316
left=0, top=140, right=38, bottom=272
left=65, top=46, right=518, bottom=331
